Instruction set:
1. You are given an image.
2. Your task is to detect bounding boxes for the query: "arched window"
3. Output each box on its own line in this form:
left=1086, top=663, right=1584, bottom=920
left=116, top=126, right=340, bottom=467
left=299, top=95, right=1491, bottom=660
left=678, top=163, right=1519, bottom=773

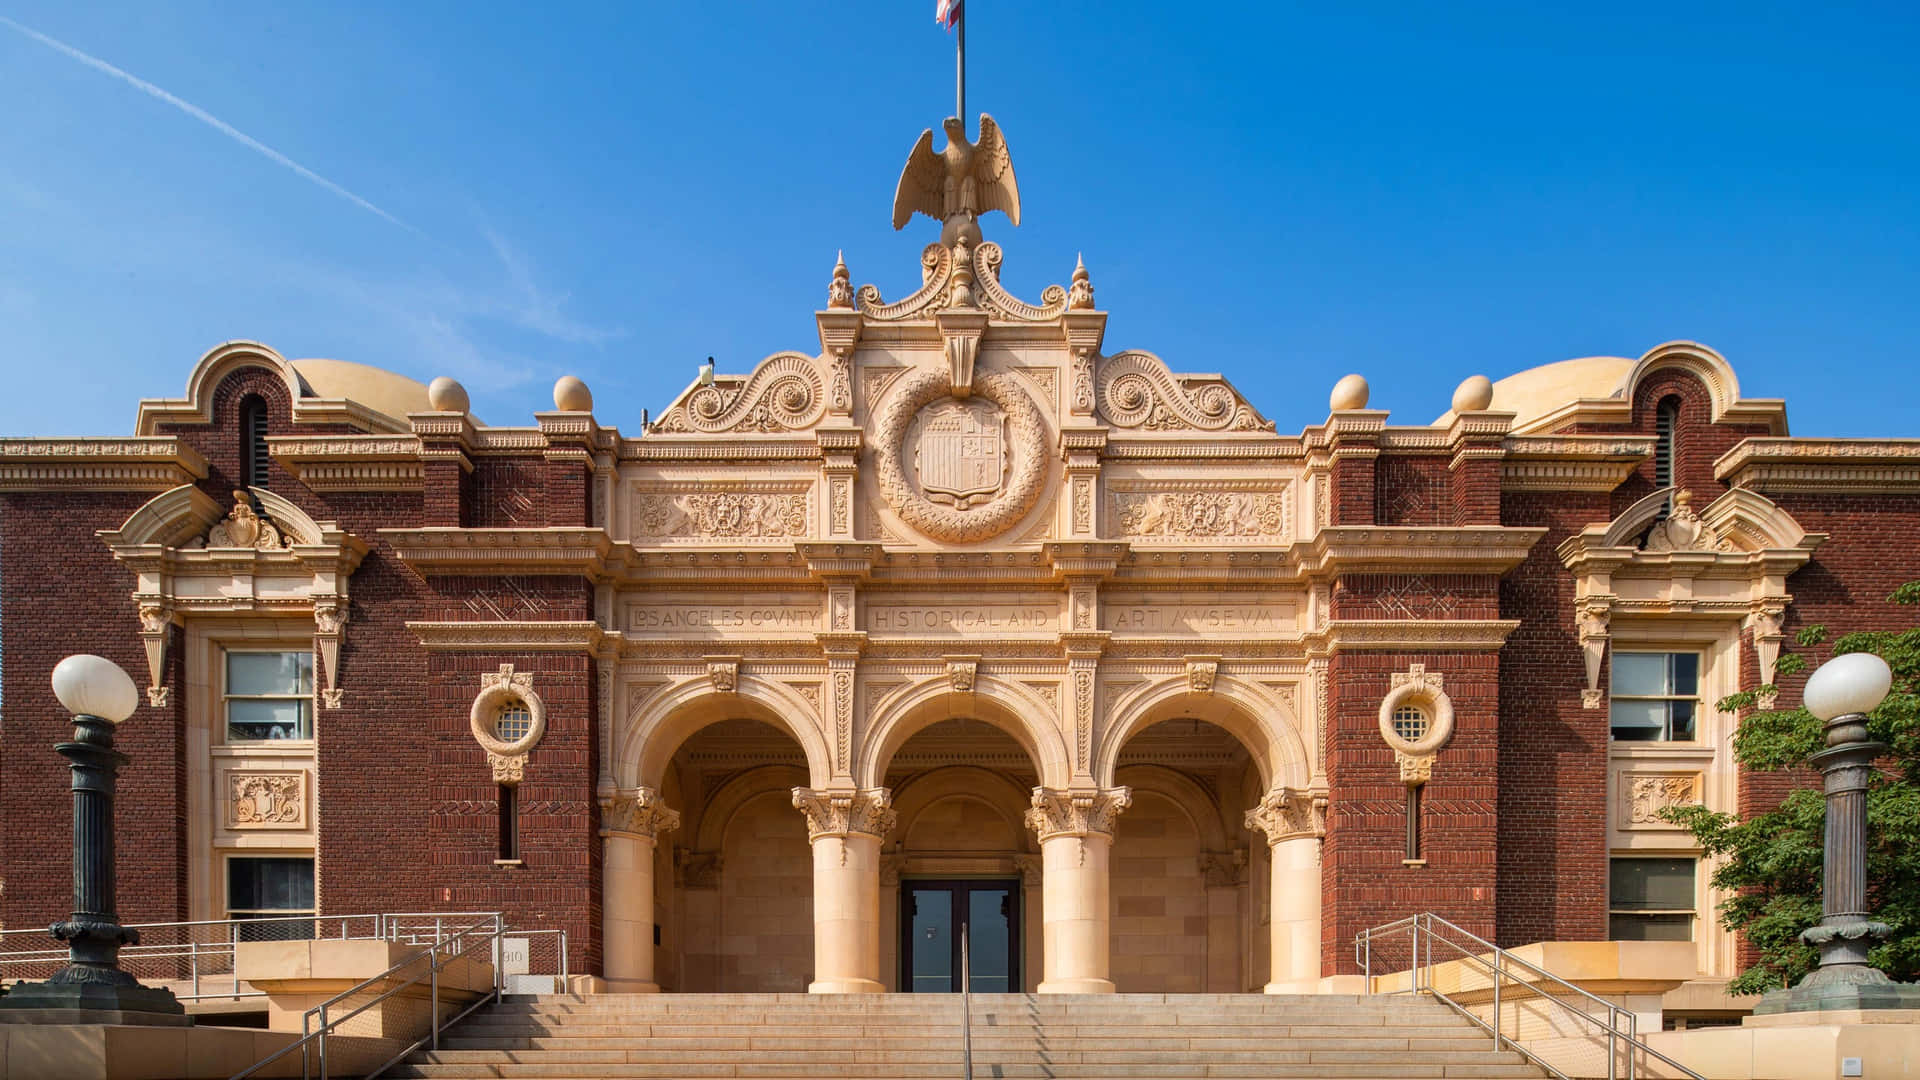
left=1654, top=396, right=1681, bottom=492
left=240, top=396, right=270, bottom=489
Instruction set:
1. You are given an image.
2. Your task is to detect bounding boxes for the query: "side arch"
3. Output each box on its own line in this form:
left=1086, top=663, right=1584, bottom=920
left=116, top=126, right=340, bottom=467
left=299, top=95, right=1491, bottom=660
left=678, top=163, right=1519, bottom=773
left=1097, top=674, right=1310, bottom=792
left=690, top=764, right=811, bottom=852
left=1113, top=763, right=1232, bottom=852
left=859, top=676, right=1073, bottom=790
left=622, top=676, right=833, bottom=791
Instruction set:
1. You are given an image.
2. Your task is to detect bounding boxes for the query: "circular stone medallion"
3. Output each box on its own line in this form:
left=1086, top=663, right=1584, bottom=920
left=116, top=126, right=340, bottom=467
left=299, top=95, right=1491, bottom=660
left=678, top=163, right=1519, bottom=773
left=874, top=369, right=1047, bottom=543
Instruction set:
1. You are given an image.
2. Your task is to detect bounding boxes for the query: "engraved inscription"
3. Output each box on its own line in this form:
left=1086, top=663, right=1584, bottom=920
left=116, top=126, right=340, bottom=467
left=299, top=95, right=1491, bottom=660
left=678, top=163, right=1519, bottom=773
left=868, top=605, right=1054, bottom=634
left=1104, top=604, right=1297, bottom=633
left=628, top=605, right=818, bottom=632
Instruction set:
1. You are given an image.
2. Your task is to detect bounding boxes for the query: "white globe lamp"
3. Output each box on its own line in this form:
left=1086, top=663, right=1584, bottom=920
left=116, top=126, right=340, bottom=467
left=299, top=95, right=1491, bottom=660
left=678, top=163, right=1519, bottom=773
left=1802, top=652, right=1892, bottom=721
left=50, top=653, right=140, bottom=724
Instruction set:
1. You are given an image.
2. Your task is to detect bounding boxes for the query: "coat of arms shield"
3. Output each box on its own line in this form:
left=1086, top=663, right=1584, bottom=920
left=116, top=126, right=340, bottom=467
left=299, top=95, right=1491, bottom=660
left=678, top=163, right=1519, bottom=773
left=912, top=399, right=1007, bottom=509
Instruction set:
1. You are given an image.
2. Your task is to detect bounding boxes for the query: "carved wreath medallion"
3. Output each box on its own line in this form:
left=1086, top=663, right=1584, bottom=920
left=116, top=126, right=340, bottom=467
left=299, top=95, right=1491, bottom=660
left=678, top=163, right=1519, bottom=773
left=873, top=368, right=1047, bottom=543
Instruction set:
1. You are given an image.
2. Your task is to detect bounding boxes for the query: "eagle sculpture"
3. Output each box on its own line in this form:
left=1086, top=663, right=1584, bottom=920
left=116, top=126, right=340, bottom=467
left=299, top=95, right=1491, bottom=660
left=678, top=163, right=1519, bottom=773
left=891, top=114, right=1021, bottom=231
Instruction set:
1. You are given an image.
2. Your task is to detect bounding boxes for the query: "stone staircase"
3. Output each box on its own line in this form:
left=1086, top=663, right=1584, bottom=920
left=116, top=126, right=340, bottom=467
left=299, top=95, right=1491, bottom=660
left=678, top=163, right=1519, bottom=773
left=389, top=992, right=1548, bottom=1079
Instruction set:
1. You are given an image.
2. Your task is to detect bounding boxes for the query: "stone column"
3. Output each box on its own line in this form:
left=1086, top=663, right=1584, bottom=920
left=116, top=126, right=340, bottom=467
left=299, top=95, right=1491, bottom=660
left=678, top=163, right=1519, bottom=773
left=1246, top=788, right=1326, bottom=993
left=793, top=788, right=895, bottom=994
left=600, top=788, right=680, bottom=993
left=1026, top=787, right=1131, bottom=994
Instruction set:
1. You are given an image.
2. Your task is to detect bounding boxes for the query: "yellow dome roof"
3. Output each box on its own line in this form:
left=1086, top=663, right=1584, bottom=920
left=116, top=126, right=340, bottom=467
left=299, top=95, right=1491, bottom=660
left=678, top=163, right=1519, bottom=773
left=1432, top=355, right=1634, bottom=428
left=291, top=359, right=432, bottom=426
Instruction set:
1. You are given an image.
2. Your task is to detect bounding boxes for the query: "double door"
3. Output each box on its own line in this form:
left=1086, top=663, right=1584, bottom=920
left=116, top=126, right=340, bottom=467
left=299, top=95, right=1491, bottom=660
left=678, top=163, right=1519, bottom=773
left=902, top=879, right=1020, bottom=993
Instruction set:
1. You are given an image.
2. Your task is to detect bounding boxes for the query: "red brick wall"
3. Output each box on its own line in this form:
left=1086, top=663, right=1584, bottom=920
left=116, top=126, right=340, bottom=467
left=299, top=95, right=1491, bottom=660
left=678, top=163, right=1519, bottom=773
left=1322, top=650, right=1501, bottom=973
left=1374, top=457, right=1450, bottom=526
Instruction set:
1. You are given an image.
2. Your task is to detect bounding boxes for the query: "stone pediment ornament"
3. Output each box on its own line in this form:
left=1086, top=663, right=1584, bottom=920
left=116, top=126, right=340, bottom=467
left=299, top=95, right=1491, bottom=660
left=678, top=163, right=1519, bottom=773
left=197, top=490, right=292, bottom=550
left=651, top=352, right=825, bottom=434
left=892, top=113, right=1021, bottom=234
left=873, top=365, right=1048, bottom=543
left=1097, top=351, right=1274, bottom=433
left=1643, top=490, right=1729, bottom=552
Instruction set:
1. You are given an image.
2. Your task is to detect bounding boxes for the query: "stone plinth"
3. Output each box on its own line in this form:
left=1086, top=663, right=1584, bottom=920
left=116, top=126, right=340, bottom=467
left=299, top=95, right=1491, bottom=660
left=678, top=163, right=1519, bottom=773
left=0, top=1022, right=302, bottom=1080
left=235, top=938, right=493, bottom=1034
left=1642, top=1009, right=1920, bottom=1080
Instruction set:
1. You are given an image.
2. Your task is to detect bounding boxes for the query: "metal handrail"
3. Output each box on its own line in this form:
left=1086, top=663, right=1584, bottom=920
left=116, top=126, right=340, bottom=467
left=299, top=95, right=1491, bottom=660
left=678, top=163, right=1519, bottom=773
left=960, top=922, right=973, bottom=1080
left=1355, top=913, right=1705, bottom=1080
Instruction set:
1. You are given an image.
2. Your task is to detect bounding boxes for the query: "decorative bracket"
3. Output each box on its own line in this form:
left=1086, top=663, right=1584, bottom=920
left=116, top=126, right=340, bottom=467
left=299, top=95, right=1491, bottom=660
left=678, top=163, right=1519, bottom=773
left=1578, top=597, right=1613, bottom=710
left=937, top=309, right=988, bottom=397
left=706, top=656, right=740, bottom=693
left=1748, top=602, right=1787, bottom=708
left=136, top=600, right=174, bottom=707
left=1185, top=655, right=1221, bottom=695
left=313, top=597, right=348, bottom=709
left=945, top=655, right=980, bottom=693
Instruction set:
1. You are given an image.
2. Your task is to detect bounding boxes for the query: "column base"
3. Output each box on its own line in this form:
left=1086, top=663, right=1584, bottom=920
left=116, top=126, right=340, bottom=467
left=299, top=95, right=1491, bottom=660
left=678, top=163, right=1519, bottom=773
left=809, top=977, right=886, bottom=994
left=599, top=977, right=661, bottom=994
left=1038, top=977, right=1115, bottom=994
left=0, top=978, right=188, bottom=1018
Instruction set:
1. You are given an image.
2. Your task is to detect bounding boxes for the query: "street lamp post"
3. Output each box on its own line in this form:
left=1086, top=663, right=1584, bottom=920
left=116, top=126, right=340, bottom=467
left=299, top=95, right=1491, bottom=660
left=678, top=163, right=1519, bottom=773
left=1755, top=651, right=1920, bottom=1013
left=0, top=655, right=185, bottom=1019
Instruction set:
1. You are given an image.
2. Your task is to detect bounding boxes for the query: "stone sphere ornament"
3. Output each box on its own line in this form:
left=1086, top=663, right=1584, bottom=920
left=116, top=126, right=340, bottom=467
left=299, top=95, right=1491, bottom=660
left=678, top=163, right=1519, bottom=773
left=1451, top=374, right=1495, bottom=413
left=553, top=375, right=594, bottom=412
left=1328, top=374, right=1370, bottom=412
left=51, top=654, right=140, bottom=724
left=426, top=376, right=470, bottom=413
left=1804, top=652, right=1893, bottom=721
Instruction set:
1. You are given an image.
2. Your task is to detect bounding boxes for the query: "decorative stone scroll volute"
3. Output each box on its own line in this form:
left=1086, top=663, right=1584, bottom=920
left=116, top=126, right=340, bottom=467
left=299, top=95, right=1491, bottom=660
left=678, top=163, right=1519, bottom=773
left=791, top=788, right=897, bottom=841
left=1244, top=788, right=1325, bottom=845
left=600, top=787, right=681, bottom=842
left=1025, top=787, right=1132, bottom=841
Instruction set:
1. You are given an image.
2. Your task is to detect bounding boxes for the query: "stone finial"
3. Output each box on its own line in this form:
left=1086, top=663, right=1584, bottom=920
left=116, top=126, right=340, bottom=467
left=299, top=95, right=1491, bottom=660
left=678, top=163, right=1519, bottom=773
left=949, top=235, right=976, bottom=308
left=1067, top=253, right=1095, bottom=310
left=1329, top=373, right=1370, bottom=412
left=553, top=375, right=593, bottom=412
left=1451, top=374, right=1494, bottom=413
left=426, top=376, right=470, bottom=413
left=827, top=251, right=854, bottom=309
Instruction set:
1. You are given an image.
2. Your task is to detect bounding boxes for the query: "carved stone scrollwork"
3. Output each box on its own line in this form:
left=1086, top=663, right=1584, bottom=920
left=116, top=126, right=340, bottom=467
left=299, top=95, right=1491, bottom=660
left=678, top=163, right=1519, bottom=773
left=792, top=788, right=897, bottom=841
left=660, top=352, right=825, bottom=434
left=857, top=244, right=952, bottom=322
left=1186, top=656, right=1220, bottom=695
left=707, top=657, right=740, bottom=693
left=227, top=771, right=307, bottom=829
left=946, top=656, right=979, bottom=693
left=1379, top=664, right=1454, bottom=787
left=1244, top=788, right=1324, bottom=845
left=1624, top=774, right=1701, bottom=826
left=632, top=491, right=811, bottom=539
left=471, top=664, right=545, bottom=785
left=970, top=242, right=1068, bottom=323
left=879, top=855, right=905, bottom=888
left=1643, top=490, right=1730, bottom=553
left=488, top=752, right=525, bottom=785
left=872, top=367, right=1048, bottom=544
left=1112, top=490, right=1288, bottom=540
left=1096, top=352, right=1273, bottom=433
left=137, top=600, right=173, bottom=708
left=600, top=787, right=681, bottom=842
left=1748, top=602, right=1788, bottom=707
left=1025, top=787, right=1131, bottom=841
left=1071, top=351, right=1096, bottom=415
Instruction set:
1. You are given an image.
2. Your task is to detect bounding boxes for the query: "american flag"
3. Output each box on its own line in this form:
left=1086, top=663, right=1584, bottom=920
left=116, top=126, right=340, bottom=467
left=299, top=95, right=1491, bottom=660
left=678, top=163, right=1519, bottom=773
left=936, top=0, right=962, bottom=29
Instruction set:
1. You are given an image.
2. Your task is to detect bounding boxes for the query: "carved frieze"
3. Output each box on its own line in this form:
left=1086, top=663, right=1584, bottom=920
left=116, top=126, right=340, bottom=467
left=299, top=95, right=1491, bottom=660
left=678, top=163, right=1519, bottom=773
left=792, top=788, right=897, bottom=841
left=1025, top=787, right=1131, bottom=841
left=600, top=787, right=681, bottom=842
left=632, top=491, right=810, bottom=539
left=1111, top=489, right=1288, bottom=540
left=227, top=771, right=308, bottom=830
left=1622, top=774, right=1701, bottom=828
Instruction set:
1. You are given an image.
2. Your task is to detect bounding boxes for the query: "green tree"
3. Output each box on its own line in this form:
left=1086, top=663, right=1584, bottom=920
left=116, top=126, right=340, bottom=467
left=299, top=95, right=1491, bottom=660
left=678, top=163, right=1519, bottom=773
left=1663, top=582, right=1920, bottom=995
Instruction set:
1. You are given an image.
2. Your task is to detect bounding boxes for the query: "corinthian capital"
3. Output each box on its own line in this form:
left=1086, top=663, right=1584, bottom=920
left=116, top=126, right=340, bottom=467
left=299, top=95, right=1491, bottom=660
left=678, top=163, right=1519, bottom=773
left=1244, top=788, right=1324, bottom=844
left=599, top=787, right=681, bottom=842
left=791, top=787, right=896, bottom=841
left=1025, top=786, right=1131, bottom=841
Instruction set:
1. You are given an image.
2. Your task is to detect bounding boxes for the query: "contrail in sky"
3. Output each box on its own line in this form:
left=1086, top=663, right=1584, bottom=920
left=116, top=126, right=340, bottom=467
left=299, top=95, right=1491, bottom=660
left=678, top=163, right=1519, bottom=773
left=0, top=14, right=412, bottom=231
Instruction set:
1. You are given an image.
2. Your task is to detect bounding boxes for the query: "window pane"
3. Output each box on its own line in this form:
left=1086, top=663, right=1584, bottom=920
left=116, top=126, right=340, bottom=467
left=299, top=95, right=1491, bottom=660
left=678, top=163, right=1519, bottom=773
left=1668, top=700, right=1696, bottom=741
left=227, top=857, right=315, bottom=912
left=1610, top=700, right=1666, bottom=740
left=1610, top=858, right=1695, bottom=910
left=1611, top=653, right=1670, bottom=696
left=227, top=652, right=312, bottom=695
left=1610, top=913, right=1693, bottom=941
left=227, top=699, right=309, bottom=741
left=1670, top=654, right=1699, bottom=696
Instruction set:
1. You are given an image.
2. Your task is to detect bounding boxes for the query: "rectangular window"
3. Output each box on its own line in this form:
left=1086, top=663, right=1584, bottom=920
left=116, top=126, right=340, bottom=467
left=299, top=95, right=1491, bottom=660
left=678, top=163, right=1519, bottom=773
left=226, top=856, right=316, bottom=940
left=1609, top=652, right=1699, bottom=741
left=498, top=785, right=519, bottom=862
left=225, top=650, right=313, bottom=742
left=1608, top=857, right=1695, bottom=941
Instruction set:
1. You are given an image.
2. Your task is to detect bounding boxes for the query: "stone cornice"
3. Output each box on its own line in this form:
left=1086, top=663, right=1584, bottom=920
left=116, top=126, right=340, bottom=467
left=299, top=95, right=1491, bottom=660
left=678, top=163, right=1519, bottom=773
left=1500, top=434, right=1656, bottom=492
left=379, top=527, right=616, bottom=578
left=0, top=437, right=209, bottom=492
left=1043, top=541, right=1129, bottom=580
left=268, top=435, right=425, bottom=492
left=1298, top=526, right=1545, bottom=578
left=408, top=620, right=607, bottom=652
left=1303, top=619, right=1522, bottom=655
left=620, top=435, right=825, bottom=462
left=1714, top=438, right=1920, bottom=494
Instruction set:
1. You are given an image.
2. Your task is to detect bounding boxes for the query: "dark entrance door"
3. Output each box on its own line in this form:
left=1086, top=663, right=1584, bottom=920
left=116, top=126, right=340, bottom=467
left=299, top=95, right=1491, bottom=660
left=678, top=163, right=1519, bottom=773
left=902, top=879, right=1020, bottom=992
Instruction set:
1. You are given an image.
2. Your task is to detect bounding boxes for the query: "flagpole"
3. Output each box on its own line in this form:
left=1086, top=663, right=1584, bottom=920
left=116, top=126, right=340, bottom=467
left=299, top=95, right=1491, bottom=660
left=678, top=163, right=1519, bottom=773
left=956, top=3, right=966, bottom=132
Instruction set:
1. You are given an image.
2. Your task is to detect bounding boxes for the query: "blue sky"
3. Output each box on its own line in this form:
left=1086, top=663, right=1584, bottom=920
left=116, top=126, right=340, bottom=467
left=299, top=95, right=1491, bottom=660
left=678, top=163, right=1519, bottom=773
left=2, top=2, right=1916, bottom=437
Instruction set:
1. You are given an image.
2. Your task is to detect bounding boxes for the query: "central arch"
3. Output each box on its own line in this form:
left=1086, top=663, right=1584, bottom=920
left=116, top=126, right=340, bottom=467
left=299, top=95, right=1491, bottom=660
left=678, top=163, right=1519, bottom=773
left=859, top=676, right=1073, bottom=790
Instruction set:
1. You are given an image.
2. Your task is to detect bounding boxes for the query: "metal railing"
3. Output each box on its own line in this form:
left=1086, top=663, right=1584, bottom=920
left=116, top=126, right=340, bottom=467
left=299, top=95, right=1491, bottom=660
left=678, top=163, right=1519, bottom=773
left=1356, top=914, right=1703, bottom=1080
left=227, top=915, right=570, bottom=1080
left=0, top=911, right=505, bottom=1002
left=960, top=922, right=973, bottom=1080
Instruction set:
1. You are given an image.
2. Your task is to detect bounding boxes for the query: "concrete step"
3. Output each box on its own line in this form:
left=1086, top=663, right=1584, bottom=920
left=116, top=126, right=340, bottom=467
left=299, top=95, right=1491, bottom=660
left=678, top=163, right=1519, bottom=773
left=442, top=1033, right=1499, bottom=1052
left=414, top=1048, right=1535, bottom=1066
left=389, top=1065, right=1543, bottom=1079
left=447, top=1018, right=1484, bottom=1039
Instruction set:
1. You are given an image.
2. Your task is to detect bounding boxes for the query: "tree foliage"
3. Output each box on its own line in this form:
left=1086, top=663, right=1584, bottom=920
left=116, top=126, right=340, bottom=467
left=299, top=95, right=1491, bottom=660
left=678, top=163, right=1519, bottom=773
left=1663, top=582, right=1920, bottom=995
